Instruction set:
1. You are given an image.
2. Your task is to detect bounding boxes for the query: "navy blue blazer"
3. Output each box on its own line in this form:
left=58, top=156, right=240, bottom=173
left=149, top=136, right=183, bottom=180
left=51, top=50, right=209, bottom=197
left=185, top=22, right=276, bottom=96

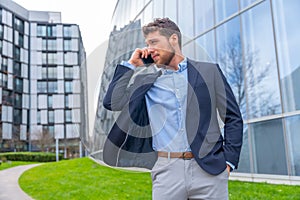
left=103, top=58, right=243, bottom=175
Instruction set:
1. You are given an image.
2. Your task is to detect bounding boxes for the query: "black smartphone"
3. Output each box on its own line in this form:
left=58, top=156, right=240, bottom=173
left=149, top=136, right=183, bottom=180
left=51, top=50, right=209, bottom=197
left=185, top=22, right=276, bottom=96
left=141, top=56, right=154, bottom=64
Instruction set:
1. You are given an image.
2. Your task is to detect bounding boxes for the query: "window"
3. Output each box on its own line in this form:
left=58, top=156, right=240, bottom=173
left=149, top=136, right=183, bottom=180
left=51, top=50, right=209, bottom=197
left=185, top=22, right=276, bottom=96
left=14, top=17, right=24, bottom=33
left=47, top=26, right=56, bottom=37
left=48, top=110, right=54, bottom=123
left=18, top=33, right=24, bottom=47
left=63, top=26, right=72, bottom=37
left=47, top=39, right=57, bottom=51
left=64, top=39, right=71, bottom=51
left=48, top=67, right=57, bottom=79
left=48, top=53, right=57, bottom=64
left=13, top=62, right=21, bottom=77
left=14, top=47, right=21, bottom=61
left=13, top=109, right=22, bottom=124
left=65, top=81, right=72, bottom=93
left=14, top=93, right=22, bottom=107
left=37, top=25, right=47, bottom=37
left=37, top=81, right=47, bottom=93
left=48, top=95, right=53, bottom=108
left=64, top=67, right=73, bottom=79
left=48, top=81, right=58, bottom=93
left=1, top=57, right=7, bottom=71
left=65, top=95, right=69, bottom=108
left=42, top=67, right=47, bottom=79
left=2, top=90, right=13, bottom=105
left=65, top=110, right=72, bottom=122
left=0, top=24, right=3, bottom=39
left=14, top=78, right=23, bottom=92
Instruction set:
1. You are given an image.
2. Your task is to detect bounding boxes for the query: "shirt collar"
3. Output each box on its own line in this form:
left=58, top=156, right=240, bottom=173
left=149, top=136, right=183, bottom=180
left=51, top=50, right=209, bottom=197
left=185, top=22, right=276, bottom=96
left=178, top=57, right=187, bottom=72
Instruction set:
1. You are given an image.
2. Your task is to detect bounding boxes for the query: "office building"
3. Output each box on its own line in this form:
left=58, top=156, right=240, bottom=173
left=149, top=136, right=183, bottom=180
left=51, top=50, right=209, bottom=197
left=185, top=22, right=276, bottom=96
left=0, top=0, right=88, bottom=157
left=91, top=0, right=300, bottom=183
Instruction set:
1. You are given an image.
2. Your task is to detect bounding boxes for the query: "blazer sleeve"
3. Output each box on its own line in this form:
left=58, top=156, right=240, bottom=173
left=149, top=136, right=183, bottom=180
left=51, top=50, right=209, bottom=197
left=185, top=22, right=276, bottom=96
left=103, top=64, right=134, bottom=111
left=214, top=64, right=243, bottom=168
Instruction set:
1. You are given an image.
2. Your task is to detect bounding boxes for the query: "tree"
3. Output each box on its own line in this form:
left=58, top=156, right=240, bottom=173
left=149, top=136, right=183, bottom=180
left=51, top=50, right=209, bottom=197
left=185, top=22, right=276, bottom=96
left=32, top=128, right=54, bottom=152
left=219, top=36, right=280, bottom=119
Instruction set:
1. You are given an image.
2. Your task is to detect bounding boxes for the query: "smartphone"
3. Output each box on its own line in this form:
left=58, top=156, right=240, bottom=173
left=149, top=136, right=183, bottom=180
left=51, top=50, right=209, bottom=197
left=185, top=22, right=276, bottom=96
left=141, top=56, right=154, bottom=65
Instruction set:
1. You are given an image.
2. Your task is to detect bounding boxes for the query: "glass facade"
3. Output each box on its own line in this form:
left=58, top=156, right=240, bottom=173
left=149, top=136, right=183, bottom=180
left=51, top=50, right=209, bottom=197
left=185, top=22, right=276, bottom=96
left=0, top=1, right=88, bottom=158
left=91, top=0, right=300, bottom=179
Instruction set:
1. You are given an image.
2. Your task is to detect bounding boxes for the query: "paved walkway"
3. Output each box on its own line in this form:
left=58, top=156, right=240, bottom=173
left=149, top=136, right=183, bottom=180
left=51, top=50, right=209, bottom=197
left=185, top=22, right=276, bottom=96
left=0, top=164, right=40, bottom=200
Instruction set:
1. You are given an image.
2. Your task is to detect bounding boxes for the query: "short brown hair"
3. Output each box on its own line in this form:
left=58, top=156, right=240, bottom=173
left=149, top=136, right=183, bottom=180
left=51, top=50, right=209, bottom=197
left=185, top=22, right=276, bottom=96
left=142, top=18, right=182, bottom=49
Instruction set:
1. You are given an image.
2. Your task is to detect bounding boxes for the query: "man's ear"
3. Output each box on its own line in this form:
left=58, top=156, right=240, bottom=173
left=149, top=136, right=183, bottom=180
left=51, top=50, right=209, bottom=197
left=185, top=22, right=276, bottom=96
left=169, top=34, right=178, bottom=47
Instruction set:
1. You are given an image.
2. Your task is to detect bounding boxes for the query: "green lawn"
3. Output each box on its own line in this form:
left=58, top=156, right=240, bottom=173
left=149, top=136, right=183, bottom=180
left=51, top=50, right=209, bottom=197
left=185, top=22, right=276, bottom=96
left=19, top=157, right=300, bottom=200
left=0, top=161, right=38, bottom=171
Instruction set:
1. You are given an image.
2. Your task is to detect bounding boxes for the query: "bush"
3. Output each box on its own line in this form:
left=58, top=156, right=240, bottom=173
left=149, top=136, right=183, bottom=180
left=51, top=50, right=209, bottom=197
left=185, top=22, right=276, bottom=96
left=0, top=152, right=63, bottom=162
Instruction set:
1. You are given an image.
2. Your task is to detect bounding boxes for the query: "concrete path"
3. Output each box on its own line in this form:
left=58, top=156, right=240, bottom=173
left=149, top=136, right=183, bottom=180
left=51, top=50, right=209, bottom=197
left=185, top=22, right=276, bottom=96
left=0, top=164, right=40, bottom=200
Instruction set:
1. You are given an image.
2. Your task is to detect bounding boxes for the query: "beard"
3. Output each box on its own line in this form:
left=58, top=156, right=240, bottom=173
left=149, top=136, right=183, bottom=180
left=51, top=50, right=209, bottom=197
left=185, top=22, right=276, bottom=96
left=156, top=42, right=176, bottom=67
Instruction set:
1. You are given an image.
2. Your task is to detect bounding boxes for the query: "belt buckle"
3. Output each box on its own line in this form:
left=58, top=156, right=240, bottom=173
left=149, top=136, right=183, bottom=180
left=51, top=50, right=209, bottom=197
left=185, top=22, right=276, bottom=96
left=182, top=152, right=191, bottom=160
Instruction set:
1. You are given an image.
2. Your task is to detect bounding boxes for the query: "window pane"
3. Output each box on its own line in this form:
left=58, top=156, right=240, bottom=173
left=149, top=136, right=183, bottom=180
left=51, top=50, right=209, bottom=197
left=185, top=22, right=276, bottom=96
left=48, top=68, right=57, bottom=79
left=216, top=16, right=246, bottom=119
left=49, top=110, right=54, bottom=123
left=272, top=0, right=300, bottom=112
left=165, top=0, right=177, bottom=21
left=48, top=82, right=58, bottom=93
left=37, top=25, right=46, bottom=37
left=64, top=39, right=71, bottom=51
left=240, top=0, right=259, bottom=9
left=285, top=115, right=300, bottom=176
left=178, top=0, right=194, bottom=40
left=48, top=39, right=57, bottom=51
left=214, top=0, right=239, bottom=23
left=235, top=124, right=251, bottom=173
left=153, top=0, right=163, bottom=17
left=250, top=119, right=288, bottom=175
left=63, top=26, right=71, bottom=37
left=194, top=0, right=214, bottom=35
left=195, top=30, right=216, bottom=62
left=65, top=81, right=72, bottom=93
left=241, top=1, right=281, bottom=119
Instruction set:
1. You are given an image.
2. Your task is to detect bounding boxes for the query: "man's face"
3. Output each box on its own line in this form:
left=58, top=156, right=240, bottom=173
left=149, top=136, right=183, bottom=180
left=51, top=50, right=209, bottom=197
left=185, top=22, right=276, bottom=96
left=145, top=31, right=175, bottom=66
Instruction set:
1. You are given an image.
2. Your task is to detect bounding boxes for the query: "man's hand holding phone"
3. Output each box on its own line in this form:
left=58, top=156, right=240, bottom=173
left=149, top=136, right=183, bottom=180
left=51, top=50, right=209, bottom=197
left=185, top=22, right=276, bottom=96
left=128, top=48, right=153, bottom=67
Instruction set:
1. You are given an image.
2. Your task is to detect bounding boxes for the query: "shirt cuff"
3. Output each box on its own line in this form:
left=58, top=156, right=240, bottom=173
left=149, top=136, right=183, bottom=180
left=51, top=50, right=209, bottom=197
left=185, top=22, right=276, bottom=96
left=226, top=161, right=235, bottom=171
left=120, top=61, right=136, bottom=70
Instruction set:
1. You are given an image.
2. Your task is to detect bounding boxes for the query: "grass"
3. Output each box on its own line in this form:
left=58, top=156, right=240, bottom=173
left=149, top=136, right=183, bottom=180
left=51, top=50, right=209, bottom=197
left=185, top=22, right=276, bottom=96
left=0, top=161, right=38, bottom=171
left=19, top=157, right=152, bottom=200
left=19, top=157, right=300, bottom=200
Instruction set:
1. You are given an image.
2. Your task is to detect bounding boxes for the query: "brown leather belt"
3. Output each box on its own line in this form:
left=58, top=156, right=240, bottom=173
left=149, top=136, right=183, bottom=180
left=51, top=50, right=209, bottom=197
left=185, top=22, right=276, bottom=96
left=157, top=151, right=194, bottom=159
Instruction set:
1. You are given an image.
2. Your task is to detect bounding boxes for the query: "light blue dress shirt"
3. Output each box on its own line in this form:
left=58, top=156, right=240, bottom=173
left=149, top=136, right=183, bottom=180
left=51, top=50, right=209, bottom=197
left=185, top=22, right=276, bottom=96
left=120, top=59, right=235, bottom=169
left=121, top=59, right=190, bottom=152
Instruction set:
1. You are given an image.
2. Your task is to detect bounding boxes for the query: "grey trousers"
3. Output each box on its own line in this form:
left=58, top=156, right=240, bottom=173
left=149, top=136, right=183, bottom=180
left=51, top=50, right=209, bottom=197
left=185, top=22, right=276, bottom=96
left=151, top=157, right=229, bottom=200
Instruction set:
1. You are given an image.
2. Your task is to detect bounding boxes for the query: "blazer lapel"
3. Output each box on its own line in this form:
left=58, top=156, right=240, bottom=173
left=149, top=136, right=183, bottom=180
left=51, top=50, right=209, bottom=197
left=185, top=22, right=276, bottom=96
left=187, top=59, right=199, bottom=104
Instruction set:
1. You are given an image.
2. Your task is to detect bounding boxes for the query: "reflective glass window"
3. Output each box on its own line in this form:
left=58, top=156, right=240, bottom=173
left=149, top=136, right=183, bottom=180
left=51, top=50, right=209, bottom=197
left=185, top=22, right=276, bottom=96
left=48, top=110, right=54, bottom=123
left=37, top=25, right=46, bottom=37
left=214, top=0, right=239, bottom=23
left=285, top=115, right=300, bottom=176
left=65, top=110, right=72, bottom=123
left=143, top=1, right=153, bottom=25
left=195, top=30, right=216, bottom=62
left=47, top=39, right=57, bottom=51
left=48, top=95, right=53, bottom=109
left=178, top=0, right=194, bottom=40
left=14, top=78, right=23, bottom=92
left=250, top=118, right=288, bottom=175
left=64, top=67, right=73, bottom=79
left=165, top=0, right=177, bottom=22
left=48, top=68, right=57, bottom=79
left=64, top=39, right=71, bottom=51
left=216, top=16, right=246, bottom=119
left=194, top=0, right=214, bottom=35
left=65, top=81, right=72, bottom=93
left=235, top=124, right=251, bottom=173
left=42, top=67, right=47, bottom=79
left=37, top=81, right=47, bottom=93
left=240, top=0, right=259, bottom=10
left=272, top=0, right=300, bottom=112
left=47, top=26, right=56, bottom=37
left=63, top=26, right=71, bottom=37
left=241, top=1, right=281, bottom=119
left=153, top=0, right=164, bottom=17
left=48, top=81, right=58, bottom=93
left=47, top=53, right=57, bottom=64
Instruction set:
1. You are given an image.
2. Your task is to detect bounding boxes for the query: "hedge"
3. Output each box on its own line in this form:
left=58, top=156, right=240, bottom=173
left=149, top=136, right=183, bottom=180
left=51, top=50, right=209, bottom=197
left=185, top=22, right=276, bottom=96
left=0, top=152, right=63, bottom=162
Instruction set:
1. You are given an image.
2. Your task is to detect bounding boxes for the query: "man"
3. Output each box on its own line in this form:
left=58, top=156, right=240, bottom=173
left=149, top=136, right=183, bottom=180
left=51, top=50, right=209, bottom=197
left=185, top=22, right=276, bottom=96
left=103, top=18, right=243, bottom=199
